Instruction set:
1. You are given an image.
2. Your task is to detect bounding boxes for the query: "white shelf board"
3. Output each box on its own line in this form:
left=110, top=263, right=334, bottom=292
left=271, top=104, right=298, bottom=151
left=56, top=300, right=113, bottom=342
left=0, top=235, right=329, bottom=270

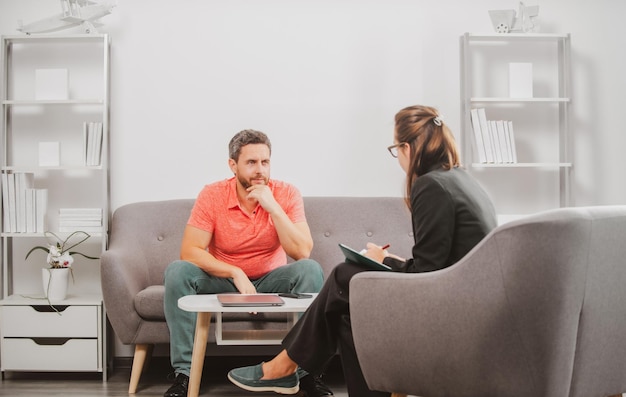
left=472, top=162, right=572, bottom=168
left=2, top=99, right=104, bottom=106
left=2, top=34, right=108, bottom=44
left=470, top=97, right=570, bottom=103
left=2, top=165, right=104, bottom=172
left=466, top=33, right=569, bottom=41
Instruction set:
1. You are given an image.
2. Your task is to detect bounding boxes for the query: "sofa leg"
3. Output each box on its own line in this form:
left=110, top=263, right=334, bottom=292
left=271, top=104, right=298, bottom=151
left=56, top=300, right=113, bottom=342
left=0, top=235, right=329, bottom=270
left=128, top=344, right=153, bottom=394
left=391, top=393, right=407, bottom=397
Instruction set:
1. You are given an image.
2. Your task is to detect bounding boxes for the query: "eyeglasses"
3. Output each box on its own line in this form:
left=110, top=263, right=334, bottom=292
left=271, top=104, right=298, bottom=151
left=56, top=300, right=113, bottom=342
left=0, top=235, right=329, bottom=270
left=387, top=142, right=406, bottom=158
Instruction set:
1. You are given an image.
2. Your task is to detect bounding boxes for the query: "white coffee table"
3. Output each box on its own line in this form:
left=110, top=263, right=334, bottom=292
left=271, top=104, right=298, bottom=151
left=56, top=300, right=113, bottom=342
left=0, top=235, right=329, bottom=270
left=178, top=293, right=316, bottom=397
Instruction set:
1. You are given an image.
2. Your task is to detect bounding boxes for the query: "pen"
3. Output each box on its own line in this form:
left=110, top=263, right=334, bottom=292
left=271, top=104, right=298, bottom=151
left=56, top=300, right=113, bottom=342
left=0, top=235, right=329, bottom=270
left=381, top=244, right=390, bottom=250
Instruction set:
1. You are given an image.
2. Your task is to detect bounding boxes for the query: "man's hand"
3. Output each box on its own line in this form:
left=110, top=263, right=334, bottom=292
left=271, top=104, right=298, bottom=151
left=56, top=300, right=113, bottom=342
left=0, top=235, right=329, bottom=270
left=246, top=184, right=280, bottom=214
left=231, top=268, right=257, bottom=294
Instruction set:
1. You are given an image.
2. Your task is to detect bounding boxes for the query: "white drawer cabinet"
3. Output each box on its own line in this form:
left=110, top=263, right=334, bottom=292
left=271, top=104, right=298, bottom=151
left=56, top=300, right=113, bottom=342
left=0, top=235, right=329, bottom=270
left=0, top=295, right=105, bottom=377
left=1, top=338, right=99, bottom=371
left=2, top=305, right=98, bottom=337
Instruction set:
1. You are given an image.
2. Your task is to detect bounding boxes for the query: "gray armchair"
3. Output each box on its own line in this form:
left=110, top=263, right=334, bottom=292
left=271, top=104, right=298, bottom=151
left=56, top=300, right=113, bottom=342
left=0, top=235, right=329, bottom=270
left=350, top=206, right=626, bottom=397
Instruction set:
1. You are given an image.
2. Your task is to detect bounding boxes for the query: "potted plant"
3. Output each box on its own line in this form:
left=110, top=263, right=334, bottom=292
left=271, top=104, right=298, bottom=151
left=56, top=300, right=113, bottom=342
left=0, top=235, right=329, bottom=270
left=25, top=231, right=99, bottom=304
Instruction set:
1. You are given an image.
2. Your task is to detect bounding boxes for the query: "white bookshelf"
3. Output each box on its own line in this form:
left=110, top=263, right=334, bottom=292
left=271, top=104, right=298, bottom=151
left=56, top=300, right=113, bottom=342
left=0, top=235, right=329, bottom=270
left=0, top=34, right=110, bottom=379
left=460, top=33, right=572, bottom=219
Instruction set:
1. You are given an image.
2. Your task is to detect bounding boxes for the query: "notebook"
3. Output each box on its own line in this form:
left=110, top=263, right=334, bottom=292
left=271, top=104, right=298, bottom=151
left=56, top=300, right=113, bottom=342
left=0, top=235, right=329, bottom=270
left=217, top=293, right=285, bottom=307
left=338, top=243, right=392, bottom=271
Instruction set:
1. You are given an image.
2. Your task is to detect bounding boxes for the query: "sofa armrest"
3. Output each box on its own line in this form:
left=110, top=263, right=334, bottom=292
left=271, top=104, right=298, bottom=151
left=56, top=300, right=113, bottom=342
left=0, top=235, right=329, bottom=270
left=100, top=246, right=152, bottom=344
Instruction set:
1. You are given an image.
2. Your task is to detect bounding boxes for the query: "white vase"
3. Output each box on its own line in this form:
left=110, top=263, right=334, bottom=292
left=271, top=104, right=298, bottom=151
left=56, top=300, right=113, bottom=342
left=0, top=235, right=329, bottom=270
left=42, top=267, right=70, bottom=301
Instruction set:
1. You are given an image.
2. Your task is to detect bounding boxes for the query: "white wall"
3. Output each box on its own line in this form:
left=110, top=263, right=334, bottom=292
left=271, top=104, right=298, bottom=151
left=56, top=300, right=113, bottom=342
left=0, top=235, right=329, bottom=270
left=1, top=0, right=626, bottom=358
left=2, top=0, right=624, bottom=212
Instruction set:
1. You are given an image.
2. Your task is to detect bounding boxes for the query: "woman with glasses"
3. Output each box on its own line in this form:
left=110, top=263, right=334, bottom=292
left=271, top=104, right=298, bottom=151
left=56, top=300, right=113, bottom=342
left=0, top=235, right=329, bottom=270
left=228, top=105, right=497, bottom=397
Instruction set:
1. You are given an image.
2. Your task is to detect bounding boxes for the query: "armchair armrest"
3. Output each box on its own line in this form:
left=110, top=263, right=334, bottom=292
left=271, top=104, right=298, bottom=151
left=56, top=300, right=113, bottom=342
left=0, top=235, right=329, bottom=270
left=349, top=266, right=533, bottom=397
left=349, top=213, right=594, bottom=397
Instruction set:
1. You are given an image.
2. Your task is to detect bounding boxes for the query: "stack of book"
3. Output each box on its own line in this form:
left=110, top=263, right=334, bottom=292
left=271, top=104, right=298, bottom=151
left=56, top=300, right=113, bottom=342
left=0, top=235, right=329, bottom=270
left=59, top=208, right=103, bottom=233
left=1, top=172, right=48, bottom=233
left=84, top=121, right=103, bottom=166
left=470, top=108, right=518, bottom=164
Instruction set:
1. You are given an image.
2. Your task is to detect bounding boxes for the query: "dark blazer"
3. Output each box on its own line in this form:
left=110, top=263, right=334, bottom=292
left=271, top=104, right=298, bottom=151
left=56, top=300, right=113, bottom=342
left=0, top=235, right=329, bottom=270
left=384, top=166, right=497, bottom=273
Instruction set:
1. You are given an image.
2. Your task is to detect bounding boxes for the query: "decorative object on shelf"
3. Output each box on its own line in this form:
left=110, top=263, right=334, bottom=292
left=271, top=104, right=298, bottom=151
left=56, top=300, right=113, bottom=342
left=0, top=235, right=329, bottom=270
left=25, top=231, right=99, bottom=304
left=509, top=62, right=533, bottom=98
left=17, top=0, right=115, bottom=35
left=41, top=267, right=70, bottom=301
left=488, top=9, right=516, bottom=34
left=489, top=2, right=539, bottom=34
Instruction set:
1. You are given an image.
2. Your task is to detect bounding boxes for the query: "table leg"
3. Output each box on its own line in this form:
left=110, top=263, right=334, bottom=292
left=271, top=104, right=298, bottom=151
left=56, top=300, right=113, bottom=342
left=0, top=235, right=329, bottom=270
left=188, top=312, right=211, bottom=397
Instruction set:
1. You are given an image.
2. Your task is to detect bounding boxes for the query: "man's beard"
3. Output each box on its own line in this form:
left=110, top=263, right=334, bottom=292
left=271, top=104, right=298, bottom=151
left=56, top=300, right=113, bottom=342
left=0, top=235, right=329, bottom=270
left=238, top=174, right=268, bottom=189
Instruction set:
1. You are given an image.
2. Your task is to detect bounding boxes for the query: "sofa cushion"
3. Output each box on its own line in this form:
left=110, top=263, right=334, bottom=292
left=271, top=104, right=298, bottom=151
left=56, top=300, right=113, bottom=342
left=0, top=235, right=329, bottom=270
left=134, top=285, right=296, bottom=324
left=134, top=285, right=165, bottom=320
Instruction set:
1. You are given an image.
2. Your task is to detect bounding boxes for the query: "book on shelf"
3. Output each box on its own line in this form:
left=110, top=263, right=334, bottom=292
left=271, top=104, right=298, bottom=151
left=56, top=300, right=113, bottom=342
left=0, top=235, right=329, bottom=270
left=489, top=121, right=503, bottom=164
left=471, top=108, right=518, bottom=164
left=25, top=188, right=35, bottom=233
left=83, top=121, right=103, bottom=166
left=1, top=171, right=47, bottom=233
left=59, top=208, right=102, bottom=216
left=15, top=172, right=35, bottom=233
left=35, top=189, right=48, bottom=233
left=58, top=207, right=103, bottom=233
left=59, top=219, right=102, bottom=227
left=476, top=108, right=495, bottom=163
left=507, top=121, right=518, bottom=163
left=469, top=108, right=487, bottom=163
left=7, top=173, right=17, bottom=232
left=496, top=120, right=511, bottom=163
left=1, top=173, right=10, bottom=232
left=59, top=225, right=103, bottom=233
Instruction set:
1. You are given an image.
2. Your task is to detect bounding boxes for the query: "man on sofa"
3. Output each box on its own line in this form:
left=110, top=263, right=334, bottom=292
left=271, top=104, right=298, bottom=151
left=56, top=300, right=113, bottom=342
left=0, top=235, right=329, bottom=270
left=163, top=129, right=331, bottom=397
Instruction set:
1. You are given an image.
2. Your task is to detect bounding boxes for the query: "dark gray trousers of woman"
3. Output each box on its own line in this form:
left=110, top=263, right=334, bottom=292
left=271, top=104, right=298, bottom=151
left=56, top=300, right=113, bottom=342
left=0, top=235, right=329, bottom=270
left=282, top=261, right=390, bottom=397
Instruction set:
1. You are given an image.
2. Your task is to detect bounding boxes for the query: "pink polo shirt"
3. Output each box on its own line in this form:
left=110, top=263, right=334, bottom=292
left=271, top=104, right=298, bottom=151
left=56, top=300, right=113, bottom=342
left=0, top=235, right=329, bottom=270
left=187, top=177, right=306, bottom=279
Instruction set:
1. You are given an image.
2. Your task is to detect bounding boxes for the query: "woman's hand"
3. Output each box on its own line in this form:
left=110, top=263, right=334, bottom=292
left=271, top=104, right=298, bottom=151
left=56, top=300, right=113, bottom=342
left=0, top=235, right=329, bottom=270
left=363, top=242, right=389, bottom=263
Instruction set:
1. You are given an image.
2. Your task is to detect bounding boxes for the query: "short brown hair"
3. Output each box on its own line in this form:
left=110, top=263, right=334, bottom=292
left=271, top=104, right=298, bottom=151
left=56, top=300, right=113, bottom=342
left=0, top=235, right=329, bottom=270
left=228, top=129, right=272, bottom=161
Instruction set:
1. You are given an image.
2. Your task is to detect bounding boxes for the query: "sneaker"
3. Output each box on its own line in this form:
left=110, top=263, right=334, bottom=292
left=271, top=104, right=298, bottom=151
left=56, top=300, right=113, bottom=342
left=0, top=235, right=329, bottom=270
left=299, top=373, right=334, bottom=396
left=164, top=373, right=189, bottom=397
left=228, top=362, right=299, bottom=394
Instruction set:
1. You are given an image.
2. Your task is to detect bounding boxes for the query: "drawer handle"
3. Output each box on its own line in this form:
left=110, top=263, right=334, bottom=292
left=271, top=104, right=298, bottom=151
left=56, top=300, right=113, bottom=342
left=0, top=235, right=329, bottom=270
left=31, top=305, right=69, bottom=313
left=30, top=337, right=71, bottom=346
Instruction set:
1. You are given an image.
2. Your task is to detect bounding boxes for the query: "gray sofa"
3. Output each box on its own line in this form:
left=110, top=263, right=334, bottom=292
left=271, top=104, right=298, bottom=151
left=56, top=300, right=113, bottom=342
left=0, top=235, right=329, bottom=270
left=350, top=206, right=626, bottom=397
left=100, top=197, right=414, bottom=392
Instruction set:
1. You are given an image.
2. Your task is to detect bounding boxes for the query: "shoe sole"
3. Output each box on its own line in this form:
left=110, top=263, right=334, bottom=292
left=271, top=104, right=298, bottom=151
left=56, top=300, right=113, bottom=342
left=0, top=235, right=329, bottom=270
left=227, top=373, right=300, bottom=394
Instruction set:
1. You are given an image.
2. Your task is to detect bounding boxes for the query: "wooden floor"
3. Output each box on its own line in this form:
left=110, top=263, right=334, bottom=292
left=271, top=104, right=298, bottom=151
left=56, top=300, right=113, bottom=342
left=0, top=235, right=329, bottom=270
left=0, top=356, right=348, bottom=397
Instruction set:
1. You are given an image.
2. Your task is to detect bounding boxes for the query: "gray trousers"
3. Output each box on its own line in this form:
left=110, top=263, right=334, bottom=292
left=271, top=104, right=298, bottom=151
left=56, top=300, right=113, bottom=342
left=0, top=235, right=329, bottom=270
left=163, top=259, right=324, bottom=376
